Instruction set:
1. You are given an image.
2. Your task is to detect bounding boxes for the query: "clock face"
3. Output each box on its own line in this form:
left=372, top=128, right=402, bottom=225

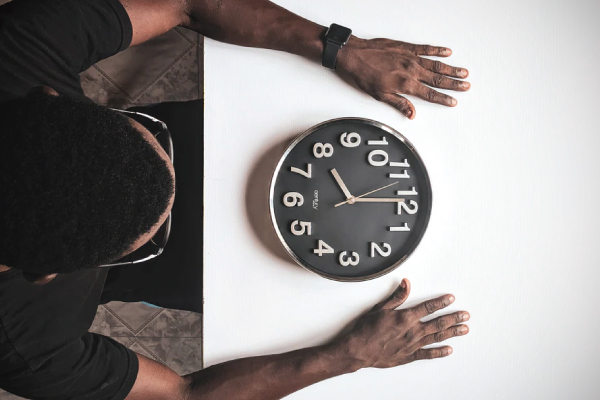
left=269, top=118, right=432, bottom=281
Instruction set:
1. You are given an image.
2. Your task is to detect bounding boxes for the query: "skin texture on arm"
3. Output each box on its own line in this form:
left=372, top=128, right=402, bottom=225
left=126, top=279, right=470, bottom=400
left=119, top=0, right=470, bottom=119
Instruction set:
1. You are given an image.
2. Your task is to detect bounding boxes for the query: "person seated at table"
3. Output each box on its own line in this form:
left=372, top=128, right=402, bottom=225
left=0, top=0, right=471, bottom=399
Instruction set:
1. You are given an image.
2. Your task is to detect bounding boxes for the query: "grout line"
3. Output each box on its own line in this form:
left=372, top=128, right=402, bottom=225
left=134, top=308, right=166, bottom=335
left=130, top=42, right=195, bottom=102
left=103, top=305, right=164, bottom=335
left=130, top=338, right=167, bottom=364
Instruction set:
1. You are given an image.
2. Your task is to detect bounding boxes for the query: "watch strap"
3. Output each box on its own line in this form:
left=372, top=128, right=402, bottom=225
left=322, top=24, right=352, bottom=70
left=322, top=41, right=342, bottom=70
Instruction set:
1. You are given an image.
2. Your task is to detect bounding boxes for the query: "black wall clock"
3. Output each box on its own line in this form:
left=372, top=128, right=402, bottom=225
left=269, top=118, right=432, bottom=282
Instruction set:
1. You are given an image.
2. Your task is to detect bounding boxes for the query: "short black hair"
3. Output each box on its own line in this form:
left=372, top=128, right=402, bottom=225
left=0, top=93, right=174, bottom=274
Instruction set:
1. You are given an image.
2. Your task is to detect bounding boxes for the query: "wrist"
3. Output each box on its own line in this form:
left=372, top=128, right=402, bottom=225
left=324, top=338, right=365, bottom=373
left=335, top=35, right=364, bottom=74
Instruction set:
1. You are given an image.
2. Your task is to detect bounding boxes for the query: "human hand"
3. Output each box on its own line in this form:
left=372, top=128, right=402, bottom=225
left=337, top=37, right=470, bottom=119
left=332, top=278, right=470, bottom=370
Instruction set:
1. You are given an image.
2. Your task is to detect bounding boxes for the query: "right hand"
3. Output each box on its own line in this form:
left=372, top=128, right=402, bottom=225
left=333, top=278, right=470, bottom=369
left=337, top=38, right=470, bottom=119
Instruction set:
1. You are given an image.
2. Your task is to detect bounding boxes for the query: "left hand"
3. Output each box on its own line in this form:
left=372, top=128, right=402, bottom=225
left=331, top=278, right=470, bottom=370
left=337, top=37, right=470, bottom=119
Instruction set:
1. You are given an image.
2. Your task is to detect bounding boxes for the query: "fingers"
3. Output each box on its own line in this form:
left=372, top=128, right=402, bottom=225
left=408, top=294, right=455, bottom=320
left=410, top=44, right=452, bottom=57
left=411, top=346, right=453, bottom=361
left=417, top=58, right=469, bottom=79
left=409, top=83, right=457, bottom=107
left=379, top=93, right=416, bottom=119
left=373, top=279, right=411, bottom=311
left=419, top=324, right=469, bottom=348
left=420, top=71, right=470, bottom=92
left=422, top=311, right=470, bottom=336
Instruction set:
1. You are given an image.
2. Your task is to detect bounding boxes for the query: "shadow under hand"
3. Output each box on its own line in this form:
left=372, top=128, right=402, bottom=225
left=244, top=136, right=299, bottom=267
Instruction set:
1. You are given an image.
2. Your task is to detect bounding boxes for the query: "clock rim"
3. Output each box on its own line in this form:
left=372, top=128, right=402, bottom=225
left=269, top=117, right=433, bottom=282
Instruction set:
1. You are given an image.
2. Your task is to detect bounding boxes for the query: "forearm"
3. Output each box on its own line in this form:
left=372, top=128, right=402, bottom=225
left=182, top=0, right=326, bottom=62
left=184, top=343, right=358, bottom=400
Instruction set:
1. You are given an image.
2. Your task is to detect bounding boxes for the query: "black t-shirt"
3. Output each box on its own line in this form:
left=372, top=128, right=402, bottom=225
left=0, top=0, right=140, bottom=399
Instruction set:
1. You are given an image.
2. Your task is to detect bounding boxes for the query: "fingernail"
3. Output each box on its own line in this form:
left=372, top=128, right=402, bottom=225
left=448, top=295, right=455, bottom=303
left=462, top=313, right=470, bottom=321
left=459, top=69, right=468, bottom=77
left=443, top=48, right=452, bottom=56
left=401, top=280, right=407, bottom=288
left=460, top=81, right=470, bottom=89
left=451, top=98, right=458, bottom=106
left=460, top=326, right=469, bottom=334
left=405, top=110, right=412, bottom=119
left=446, top=348, right=453, bottom=355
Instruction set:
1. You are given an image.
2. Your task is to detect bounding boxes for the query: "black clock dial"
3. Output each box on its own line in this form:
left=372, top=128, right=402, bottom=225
left=270, top=118, right=432, bottom=281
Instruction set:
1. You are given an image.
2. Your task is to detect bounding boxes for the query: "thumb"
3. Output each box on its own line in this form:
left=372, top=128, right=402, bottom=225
left=381, top=93, right=416, bottom=120
left=372, top=278, right=411, bottom=311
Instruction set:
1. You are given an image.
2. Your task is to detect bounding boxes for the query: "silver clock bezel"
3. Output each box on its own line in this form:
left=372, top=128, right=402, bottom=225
left=269, top=117, right=432, bottom=282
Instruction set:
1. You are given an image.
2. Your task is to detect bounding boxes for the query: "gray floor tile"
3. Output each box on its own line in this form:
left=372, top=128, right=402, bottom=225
left=129, top=339, right=163, bottom=364
left=92, top=28, right=194, bottom=100
left=133, top=44, right=201, bottom=104
left=81, top=28, right=203, bottom=107
left=89, top=304, right=137, bottom=337
left=134, top=338, right=203, bottom=375
left=137, top=308, right=202, bottom=338
left=79, top=66, right=135, bottom=108
left=103, top=302, right=165, bottom=334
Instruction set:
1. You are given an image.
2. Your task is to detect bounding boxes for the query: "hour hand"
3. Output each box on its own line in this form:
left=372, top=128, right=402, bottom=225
left=330, top=168, right=354, bottom=201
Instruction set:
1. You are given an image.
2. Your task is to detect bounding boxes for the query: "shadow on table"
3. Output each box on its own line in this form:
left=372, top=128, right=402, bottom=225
left=244, top=135, right=300, bottom=269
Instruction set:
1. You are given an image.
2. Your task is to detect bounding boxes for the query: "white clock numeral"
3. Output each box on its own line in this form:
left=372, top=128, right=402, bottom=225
left=390, top=224, right=410, bottom=232
left=368, top=150, right=389, bottom=167
left=290, top=163, right=312, bottom=178
left=283, top=192, right=304, bottom=207
left=370, top=242, right=391, bottom=257
left=339, top=251, right=360, bottom=266
left=390, top=159, right=410, bottom=167
left=340, top=132, right=361, bottom=148
left=313, top=142, right=334, bottom=158
left=291, top=220, right=312, bottom=236
left=313, top=240, right=334, bottom=256
left=397, top=200, right=418, bottom=215
left=367, top=136, right=388, bottom=146
left=389, top=159, right=410, bottom=179
left=396, top=187, right=418, bottom=196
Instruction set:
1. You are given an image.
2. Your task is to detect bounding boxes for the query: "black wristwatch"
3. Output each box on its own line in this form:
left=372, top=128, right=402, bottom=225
left=322, top=23, right=352, bottom=70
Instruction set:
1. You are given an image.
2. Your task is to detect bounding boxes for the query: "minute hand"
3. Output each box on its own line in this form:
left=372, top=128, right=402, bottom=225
left=334, top=182, right=399, bottom=207
left=353, top=198, right=406, bottom=203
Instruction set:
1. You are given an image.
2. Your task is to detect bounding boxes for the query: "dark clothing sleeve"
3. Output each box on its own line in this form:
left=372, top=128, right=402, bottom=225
left=0, top=0, right=133, bottom=101
left=0, top=269, right=139, bottom=400
left=0, top=331, right=139, bottom=400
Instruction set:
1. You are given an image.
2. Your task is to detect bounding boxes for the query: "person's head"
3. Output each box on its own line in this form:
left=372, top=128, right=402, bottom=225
left=0, top=86, right=175, bottom=283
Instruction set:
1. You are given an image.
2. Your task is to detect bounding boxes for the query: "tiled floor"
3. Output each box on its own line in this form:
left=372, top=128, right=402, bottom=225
left=89, top=302, right=203, bottom=376
left=0, top=9, right=204, bottom=398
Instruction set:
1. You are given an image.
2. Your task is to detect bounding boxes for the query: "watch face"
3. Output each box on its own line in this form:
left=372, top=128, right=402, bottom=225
left=269, top=118, right=432, bottom=281
left=327, top=23, right=352, bottom=45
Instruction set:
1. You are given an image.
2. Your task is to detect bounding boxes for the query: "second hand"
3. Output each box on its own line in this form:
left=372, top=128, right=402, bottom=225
left=335, top=182, right=399, bottom=207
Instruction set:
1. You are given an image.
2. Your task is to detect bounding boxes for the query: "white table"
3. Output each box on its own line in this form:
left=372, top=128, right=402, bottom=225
left=204, top=1, right=600, bottom=398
